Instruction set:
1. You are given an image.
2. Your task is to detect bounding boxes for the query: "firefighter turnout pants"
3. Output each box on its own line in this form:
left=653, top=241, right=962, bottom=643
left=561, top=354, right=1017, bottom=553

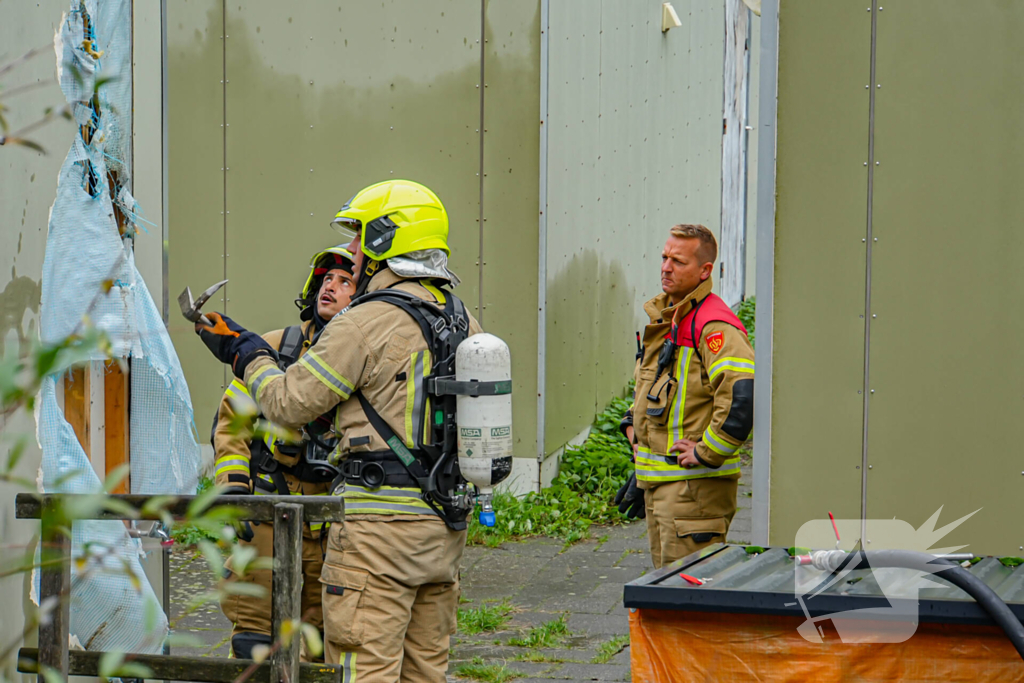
left=320, top=516, right=465, bottom=683
left=220, top=518, right=326, bottom=656
left=644, top=476, right=738, bottom=569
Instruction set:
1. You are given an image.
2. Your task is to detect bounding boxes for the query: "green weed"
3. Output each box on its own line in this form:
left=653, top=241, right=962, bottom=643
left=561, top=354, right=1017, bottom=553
left=511, top=650, right=580, bottom=663
left=468, top=395, right=634, bottom=546
left=457, top=599, right=516, bottom=635
left=507, top=614, right=570, bottom=648
left=592, top=634, right=630, bottom=664
left=737, top=296, right=756, bottom=347
left=453, top=658, right=521, bottom=682
left=171, top=476, right=221, bottom=546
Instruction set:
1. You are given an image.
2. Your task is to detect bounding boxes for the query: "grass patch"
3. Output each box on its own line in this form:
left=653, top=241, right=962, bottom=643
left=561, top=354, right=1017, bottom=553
left=592, top=635, right=630, bottom=664
left=468, top=396, right=634, bottom=547
left=453, top=658, right=521, bottom=682
left=507, top=615, right=570, bottom=648
left=171, top=476, right=221, bottom=546
left=511, top=650, right=581, bottom=663
left=457, top=599, right=516, bottom=635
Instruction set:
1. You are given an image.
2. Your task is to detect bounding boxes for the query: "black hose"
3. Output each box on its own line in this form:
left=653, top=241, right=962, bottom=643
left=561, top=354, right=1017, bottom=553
left=844, top=550, right=1024, bottom=661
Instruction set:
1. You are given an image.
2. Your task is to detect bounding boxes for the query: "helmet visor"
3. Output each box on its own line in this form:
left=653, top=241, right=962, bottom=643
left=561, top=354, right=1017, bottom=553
left=330, top=216, right=360, bottom=241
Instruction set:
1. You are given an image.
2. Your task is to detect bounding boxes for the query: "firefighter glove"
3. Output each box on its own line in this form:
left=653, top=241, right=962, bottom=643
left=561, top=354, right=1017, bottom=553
left=613, top=472, right=646, bottom=519
left=195, top=312, right=274, bottom=378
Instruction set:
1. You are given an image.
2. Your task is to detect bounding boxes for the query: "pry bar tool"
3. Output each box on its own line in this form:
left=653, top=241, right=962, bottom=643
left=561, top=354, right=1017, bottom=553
left=178, top=279, right=228, bottom=327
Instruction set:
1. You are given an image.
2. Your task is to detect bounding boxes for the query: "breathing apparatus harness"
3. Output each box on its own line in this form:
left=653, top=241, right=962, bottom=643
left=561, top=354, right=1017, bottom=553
left=334, top=276, right=505, bottom=531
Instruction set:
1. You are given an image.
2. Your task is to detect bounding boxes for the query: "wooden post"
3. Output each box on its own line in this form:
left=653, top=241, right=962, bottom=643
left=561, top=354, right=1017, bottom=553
left=271, top=503, right=303, bottom=683
left=63, top=368, right=90, bottom=455
left=37, top=502, right=70, bottom=683
left=103, top=360, right=130, bottom=493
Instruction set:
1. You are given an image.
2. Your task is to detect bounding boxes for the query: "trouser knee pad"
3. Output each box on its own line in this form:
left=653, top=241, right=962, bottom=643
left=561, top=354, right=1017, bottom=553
left=231, top=632, right=273, bottom=659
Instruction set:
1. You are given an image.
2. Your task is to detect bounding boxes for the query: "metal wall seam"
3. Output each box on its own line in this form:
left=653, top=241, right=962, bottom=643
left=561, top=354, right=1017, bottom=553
left=536, top=0, right=550, bottom=472
left=160, top=0, right=169, bottom=324
left=751, top=0, right=779, bottom=546
left=477, top=0, right=486, bottom=325
left=221, top=0, right=228, bottom=391
left=860, top=0, right=880, bottom=540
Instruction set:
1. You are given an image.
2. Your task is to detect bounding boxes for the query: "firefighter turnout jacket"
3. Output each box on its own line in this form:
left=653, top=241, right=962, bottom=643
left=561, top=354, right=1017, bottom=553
left=242, top=268, right=483, bottom=518
left=628, top=277, right=755, bottom=488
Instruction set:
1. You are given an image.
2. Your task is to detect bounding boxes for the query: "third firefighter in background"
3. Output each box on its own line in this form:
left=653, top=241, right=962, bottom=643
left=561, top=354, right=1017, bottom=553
left=617, top=224, right=754, bottom=568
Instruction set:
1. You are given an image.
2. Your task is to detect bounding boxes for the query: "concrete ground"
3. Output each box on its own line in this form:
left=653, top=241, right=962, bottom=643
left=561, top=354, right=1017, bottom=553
left=166, top=463, right=753, bottom=682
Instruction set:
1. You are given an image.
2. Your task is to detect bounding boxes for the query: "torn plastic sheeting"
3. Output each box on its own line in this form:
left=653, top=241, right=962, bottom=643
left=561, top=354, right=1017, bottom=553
left=628, top=609, right=1024, bottom=682
left=33, top=0, right=201, bottom=654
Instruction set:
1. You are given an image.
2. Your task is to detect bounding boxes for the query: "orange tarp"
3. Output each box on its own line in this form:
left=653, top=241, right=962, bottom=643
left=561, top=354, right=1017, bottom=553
left=629, top=608, right=1024, bottom=682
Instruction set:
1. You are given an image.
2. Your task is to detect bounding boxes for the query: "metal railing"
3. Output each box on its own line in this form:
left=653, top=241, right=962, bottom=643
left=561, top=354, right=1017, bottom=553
left=14, top=493, right=344, bottom=683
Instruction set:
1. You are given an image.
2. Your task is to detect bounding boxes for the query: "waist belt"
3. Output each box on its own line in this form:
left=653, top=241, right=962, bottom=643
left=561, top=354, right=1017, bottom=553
left=337, top=451, right=425, bottom=489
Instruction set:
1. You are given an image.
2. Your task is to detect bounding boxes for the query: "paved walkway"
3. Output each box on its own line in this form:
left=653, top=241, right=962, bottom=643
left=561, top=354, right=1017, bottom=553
left=166, top=463, right=753, bottom=682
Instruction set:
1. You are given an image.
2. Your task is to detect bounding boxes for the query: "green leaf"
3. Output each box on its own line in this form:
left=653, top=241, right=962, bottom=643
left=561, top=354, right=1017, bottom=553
left=998, top=557, right=1023, bottom=568
left=186, top=483, right=226, bottom=519
left=102, top=464, right=130, bottom=493
left=98, top=651, right=125, bottom=679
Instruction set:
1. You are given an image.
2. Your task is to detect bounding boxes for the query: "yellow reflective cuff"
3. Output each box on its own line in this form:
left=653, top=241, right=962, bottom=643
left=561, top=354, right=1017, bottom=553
left=298, top=350, right=354, bottom=399
left=707, top=356, right=755, bottom=381
left=247, top=363, right=284, bottom=402
left=703, top=426, right=740, bottom=456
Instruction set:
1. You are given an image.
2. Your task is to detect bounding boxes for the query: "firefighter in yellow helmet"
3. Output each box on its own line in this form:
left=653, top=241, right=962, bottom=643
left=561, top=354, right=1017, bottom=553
left=212, top=246, right=356, bottom=659
left=195, top=180, right=482, bottom=682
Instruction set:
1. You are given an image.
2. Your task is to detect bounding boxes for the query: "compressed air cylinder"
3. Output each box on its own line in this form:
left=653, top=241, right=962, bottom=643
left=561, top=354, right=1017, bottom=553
left=455, top=333, right=513, bottom=526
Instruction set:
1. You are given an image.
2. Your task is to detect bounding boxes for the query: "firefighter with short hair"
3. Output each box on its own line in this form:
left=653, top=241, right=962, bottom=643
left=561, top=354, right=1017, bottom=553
left=195, top=180, right=483, bottom=682
left=615, top=224, right=755, bottom=568
left=213, top=246, right=356, bottom=659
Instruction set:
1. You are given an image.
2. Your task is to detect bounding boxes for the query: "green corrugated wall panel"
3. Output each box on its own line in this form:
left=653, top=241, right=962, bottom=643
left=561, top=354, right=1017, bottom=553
left=769, top=0, right=870, bottom=544
left=866, top=2, right=1024, bottom=555
left=482, top=0, right=541, bottom=460
left=223, top=0, right=481, bottom=339
left=543, top=0, right=725, bottom=454
left=166, top=0, right=227, bottom=433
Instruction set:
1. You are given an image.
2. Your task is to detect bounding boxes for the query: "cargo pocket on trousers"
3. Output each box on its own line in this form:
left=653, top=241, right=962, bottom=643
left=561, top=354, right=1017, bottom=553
left=673, top=517, right=727, bottom=545
left=319, top=564, right=369, bottom=649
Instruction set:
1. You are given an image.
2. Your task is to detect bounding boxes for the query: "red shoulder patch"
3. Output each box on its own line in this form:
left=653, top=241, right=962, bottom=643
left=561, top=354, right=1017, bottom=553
left=706, top=331, right=725, bottom=354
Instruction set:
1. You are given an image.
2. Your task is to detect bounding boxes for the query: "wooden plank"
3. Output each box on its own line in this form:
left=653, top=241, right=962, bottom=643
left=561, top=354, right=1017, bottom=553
left=37, top=508, right=70, bottom=683
left=271, top=503, right=303, bottom=683
left=15, top=493, right=344, bottom=523
left=63, top=367, right=90, bottom=456
left=17, top=648, right=342, bottom=683
left=103, top=360, right=130, bottom=493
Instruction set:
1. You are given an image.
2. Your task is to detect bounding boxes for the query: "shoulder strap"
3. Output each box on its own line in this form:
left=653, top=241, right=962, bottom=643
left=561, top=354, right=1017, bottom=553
left=277, top=325, right=305, bottom=369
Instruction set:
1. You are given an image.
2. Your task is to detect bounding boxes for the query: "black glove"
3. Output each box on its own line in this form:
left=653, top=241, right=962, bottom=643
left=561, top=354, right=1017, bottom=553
left=221, top=487, right=255, bottom=542
left=613, top=472, right=646, bottom=519
left=195, top=312, right=274, bottom=378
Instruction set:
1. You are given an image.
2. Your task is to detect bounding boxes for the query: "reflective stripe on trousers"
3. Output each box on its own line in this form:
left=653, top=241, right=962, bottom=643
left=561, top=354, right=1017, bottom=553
left=635, top=447, right=741, bottom=482
left=339, top=484, right=438, bottom=516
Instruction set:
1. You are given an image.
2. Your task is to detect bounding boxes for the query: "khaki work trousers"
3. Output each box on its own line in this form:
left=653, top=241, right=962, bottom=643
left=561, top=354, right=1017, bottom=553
left=320, top=516, right=466, bottom=683
left=644, top=476, right=738, bottom=568
left=220, top=519, right=326, bottom=647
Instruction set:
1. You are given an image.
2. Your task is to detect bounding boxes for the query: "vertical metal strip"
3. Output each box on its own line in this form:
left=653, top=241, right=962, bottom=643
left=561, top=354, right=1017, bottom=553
left=860, top=0, right=879, bottom=541
left=536, top=0, right=550, bottom=474
left=221, top=0, right=228, bottom=391
left=160, top=0, right=169, bottom=324
left=751, top=0, right=779, bottom=546
left=477, top=0, right=486, bottom=325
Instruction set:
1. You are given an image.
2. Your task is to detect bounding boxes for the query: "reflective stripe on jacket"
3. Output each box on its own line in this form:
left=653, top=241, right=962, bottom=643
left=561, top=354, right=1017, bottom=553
left=630, top=277, right=754, bottom=488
